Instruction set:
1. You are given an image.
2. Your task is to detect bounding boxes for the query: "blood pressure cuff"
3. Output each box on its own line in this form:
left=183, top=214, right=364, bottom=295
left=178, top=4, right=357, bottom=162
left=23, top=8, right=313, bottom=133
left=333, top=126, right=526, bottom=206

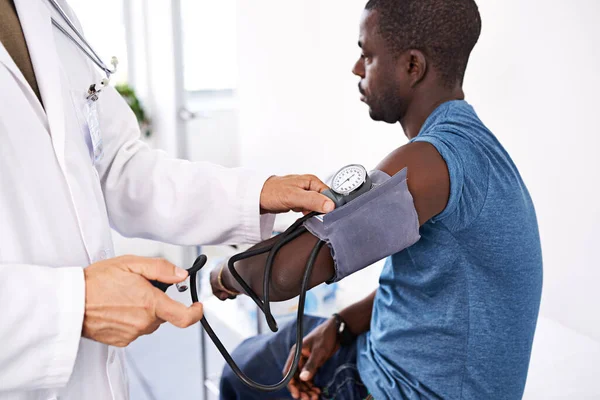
left=304, top=168, right=420, bottom=282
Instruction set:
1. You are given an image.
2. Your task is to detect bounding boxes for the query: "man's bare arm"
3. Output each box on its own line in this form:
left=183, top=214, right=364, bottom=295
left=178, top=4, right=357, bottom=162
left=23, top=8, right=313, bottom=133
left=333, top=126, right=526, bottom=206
left=217, top=231, right=335, bottom=301
left=214, top=142, right=450, bottom=301
left=339, top=289, right=377, bottom=335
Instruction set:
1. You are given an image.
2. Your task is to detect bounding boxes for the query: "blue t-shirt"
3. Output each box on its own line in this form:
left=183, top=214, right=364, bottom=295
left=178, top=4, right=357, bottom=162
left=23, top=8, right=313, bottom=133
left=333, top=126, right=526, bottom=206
left=357, top=100, right=543, bottom=400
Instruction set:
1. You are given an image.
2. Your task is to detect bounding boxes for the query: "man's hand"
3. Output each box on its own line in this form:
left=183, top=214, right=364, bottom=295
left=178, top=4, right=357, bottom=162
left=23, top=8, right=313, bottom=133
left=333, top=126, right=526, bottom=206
left=260, top=175, right=335, bottom=215
left=283, top=318, right=340, bottom=400
left=210, top=261, right=238, bottom=301
left=82, top=256, right=204, bottom=347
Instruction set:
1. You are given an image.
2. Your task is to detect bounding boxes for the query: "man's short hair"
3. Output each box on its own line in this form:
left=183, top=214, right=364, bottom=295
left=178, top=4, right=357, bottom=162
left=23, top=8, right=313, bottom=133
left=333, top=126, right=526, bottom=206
left=365, top=0, right=482, bottom=87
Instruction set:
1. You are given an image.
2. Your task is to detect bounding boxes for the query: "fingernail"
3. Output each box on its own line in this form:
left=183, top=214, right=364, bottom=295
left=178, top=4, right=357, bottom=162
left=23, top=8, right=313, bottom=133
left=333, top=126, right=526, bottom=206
left=300, top=371, right=310, bottom=381
left=175, top=267, right=188, bottom=278
left=323, top=201, right=334, bottom=213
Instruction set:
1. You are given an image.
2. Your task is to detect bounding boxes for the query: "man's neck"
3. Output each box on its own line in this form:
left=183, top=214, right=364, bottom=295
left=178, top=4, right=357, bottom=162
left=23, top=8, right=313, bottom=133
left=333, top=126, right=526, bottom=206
left=400, top=87, right=465, bottom=139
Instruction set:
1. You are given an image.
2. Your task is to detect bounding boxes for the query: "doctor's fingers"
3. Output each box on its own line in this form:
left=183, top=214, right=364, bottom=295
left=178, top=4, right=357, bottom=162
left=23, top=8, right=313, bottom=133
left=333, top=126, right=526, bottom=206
left=288, top=174, right=335, bottom=213
left=118, top=256, right=189, bottom=284
left=289, top=189, right=335, bottom=214
left=154, top=292, right=204, bottom=328
left=261, top=175, right=335, bottom=214
left=300, top=174, right=330, bottom=193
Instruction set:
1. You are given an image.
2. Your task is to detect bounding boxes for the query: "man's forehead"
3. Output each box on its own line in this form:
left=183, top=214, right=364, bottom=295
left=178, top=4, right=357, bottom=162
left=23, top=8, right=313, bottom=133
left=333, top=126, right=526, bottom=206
left=358, top=9, right=379, bottom=45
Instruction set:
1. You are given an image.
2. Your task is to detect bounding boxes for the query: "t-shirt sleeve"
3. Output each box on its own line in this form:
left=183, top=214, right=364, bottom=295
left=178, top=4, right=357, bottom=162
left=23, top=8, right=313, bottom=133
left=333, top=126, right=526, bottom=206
left=412, top=132, right=489, bottom=232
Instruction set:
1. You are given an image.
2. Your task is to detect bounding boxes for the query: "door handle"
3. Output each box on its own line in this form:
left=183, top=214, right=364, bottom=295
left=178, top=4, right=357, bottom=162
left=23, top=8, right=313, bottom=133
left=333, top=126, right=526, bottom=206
left=178, top=107, right=210, bottom=121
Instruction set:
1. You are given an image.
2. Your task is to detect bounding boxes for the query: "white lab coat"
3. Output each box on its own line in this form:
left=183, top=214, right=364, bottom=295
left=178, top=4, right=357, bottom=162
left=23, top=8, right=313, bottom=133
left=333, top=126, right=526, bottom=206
left=0, top=1, right=274, bottom=399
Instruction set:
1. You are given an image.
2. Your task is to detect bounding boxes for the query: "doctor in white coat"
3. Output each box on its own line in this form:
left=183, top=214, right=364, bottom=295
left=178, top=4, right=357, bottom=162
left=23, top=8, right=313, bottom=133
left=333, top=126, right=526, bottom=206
left=0, top=0, right=336, bottom=399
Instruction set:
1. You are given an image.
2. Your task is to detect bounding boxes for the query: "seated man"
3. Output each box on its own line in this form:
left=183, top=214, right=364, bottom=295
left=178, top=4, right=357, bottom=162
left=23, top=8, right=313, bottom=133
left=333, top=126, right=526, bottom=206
left=211, top=0, right=543, bottom=399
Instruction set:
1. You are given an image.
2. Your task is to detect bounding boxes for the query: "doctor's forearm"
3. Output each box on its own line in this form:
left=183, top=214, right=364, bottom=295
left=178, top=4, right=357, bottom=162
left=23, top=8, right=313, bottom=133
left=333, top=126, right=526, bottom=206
left=221, top=231, right=335, bottom=301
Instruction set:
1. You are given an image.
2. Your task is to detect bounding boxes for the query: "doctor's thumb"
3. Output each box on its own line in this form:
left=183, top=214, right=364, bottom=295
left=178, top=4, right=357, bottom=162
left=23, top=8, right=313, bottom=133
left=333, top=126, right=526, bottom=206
left=296, top=191, right=335, bottom=214
left=121, top=256, right=188, bottom=284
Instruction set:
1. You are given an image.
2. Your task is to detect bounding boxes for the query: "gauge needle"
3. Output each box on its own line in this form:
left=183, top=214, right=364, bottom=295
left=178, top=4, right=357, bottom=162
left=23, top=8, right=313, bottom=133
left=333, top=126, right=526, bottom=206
left=340, top=175, right=353, bottom=187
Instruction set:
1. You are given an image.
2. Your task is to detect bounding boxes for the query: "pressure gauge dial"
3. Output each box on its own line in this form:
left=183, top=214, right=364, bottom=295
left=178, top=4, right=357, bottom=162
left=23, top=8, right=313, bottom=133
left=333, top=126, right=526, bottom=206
left=322, top=164, right=372, bottom=208
left=331, top=164, right=368, bottom=195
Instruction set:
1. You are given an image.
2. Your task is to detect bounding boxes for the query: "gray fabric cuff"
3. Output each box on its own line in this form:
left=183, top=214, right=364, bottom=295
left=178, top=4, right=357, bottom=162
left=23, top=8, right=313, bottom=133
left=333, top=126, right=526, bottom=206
left=304, top=168, right=420, bottom=282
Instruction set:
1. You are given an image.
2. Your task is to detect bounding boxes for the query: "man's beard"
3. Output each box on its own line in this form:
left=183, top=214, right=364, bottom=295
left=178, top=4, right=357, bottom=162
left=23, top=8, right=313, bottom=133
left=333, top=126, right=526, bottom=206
left=368, top=92, right=401, bottom=124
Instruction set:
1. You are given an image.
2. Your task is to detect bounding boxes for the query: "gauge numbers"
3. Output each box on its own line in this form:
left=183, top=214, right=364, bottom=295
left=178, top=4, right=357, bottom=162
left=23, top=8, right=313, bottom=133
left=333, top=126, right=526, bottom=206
left=331, top=165, right=367, bottom=195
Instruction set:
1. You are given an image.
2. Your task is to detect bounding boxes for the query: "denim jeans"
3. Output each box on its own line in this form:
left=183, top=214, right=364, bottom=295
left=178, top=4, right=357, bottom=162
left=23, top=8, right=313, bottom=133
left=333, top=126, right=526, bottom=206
left=219, top=315, right=371, bottom=400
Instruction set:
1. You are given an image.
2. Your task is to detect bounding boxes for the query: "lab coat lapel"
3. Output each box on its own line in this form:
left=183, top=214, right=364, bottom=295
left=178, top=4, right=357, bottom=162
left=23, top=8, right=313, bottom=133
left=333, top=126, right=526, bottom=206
left=0, top=40, right=28, bottom=92
left=14, top=0, right=67, bottom=169
left=0, top=42, right=48, bottom=127
left=0, top=43, right=48, bottom=119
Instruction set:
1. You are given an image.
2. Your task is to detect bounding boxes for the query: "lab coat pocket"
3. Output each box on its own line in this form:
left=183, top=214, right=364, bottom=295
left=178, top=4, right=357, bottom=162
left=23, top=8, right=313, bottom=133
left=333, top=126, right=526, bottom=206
left=68, top=88, right=95, bottom=161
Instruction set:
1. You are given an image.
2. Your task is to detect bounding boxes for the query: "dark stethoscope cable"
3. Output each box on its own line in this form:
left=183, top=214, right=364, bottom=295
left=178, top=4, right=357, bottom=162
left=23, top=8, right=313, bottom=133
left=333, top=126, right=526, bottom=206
left=180, top=211, right=325, bottom=392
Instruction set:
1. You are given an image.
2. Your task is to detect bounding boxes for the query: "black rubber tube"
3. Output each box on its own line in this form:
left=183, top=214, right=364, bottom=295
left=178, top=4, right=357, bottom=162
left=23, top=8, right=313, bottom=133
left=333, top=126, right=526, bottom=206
left=191, top=240, right=325, bottom=391
left=262, top=212, right=321, bottom=330
left=227, top=211, right=320, bottom=332
left=228, top=225, right=308, bottom=331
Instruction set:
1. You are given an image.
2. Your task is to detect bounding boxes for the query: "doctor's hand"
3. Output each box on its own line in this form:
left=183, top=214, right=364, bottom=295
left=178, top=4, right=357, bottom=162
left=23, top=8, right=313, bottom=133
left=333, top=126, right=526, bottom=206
left=82, top=256, right=204, bottom=347
left=260, top=175, right=335, bottom=215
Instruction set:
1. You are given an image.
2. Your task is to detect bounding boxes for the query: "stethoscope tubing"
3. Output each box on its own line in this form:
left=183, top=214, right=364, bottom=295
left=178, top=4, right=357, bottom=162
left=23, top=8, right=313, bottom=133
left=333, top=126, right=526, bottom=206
left=46, top=0, right=116, bottom=78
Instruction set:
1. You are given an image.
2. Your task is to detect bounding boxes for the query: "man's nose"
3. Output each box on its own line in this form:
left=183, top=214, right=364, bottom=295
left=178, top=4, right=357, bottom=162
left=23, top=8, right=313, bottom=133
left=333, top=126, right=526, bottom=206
left=352, top=58, right=365, bottom=78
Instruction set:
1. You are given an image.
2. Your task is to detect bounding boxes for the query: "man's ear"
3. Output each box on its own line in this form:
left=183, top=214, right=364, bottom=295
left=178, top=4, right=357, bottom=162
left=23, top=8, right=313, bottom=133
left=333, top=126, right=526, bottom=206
left=406, top=49, right=427, bottom=87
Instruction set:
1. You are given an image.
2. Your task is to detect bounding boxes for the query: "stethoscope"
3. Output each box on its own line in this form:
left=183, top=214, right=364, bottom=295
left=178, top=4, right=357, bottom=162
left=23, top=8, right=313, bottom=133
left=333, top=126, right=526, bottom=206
left=155, top=212, right=326, bottom=392
left=46, top=0, right=118, bottom=100
left=151, top=165, right=373, bottom=392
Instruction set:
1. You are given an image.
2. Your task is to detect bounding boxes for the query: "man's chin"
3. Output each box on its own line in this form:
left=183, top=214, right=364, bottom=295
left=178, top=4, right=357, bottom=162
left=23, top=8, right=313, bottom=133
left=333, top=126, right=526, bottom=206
left=369, top=109, right=397, bottom=124
left=368, top=108, right=384, bottom=122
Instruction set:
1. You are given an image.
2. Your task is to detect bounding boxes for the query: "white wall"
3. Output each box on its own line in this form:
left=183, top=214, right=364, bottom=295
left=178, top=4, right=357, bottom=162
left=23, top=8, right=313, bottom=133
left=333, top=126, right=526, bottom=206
left=237, top=1, right=405, bottom=179
left=467, top=0, right=600, bottom=340
left=236, top=0, right=600, bottom=397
